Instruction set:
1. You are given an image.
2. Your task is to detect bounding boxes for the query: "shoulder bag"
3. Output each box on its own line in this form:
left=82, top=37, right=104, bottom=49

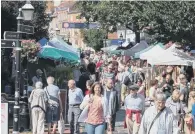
left=147, top=107, right=165, bottom=134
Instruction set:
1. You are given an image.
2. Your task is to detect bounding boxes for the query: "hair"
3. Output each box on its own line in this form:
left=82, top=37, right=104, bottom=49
left=155, top=93, right=167, bottom=102
left=47, top=76, right=55, bottom=84
left=137, top=78, right=143, bottom=83
left=150, top=79, right=158, bottom=86
left=86, top=80, right=94, bottom=87
left=90, top=82, right=104, bottom=95
left=87, top=62, right=96, bottom=74
left=35, top=81, right=43, bottom=89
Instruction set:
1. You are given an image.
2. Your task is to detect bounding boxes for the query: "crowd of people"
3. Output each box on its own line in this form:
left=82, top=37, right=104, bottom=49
left=21, top=50, right=195, bottom=134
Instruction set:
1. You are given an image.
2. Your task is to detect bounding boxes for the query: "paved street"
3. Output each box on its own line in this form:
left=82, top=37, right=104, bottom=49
left=10, top=108, right=127, bottom=134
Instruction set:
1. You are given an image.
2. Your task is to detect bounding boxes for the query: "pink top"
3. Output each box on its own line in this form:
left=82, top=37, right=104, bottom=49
left=86, top=97, right=104, bottom=125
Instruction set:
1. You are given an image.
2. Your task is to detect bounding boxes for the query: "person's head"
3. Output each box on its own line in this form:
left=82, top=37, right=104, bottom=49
left=106, top=78, right=114, bottom=89
left=150, top=79, right=158, bottom=88
left=179, top=73, right=187, bottom=84
left=91, top=82, right=103, bottom=96
left=172, top=89, right=181, bottom=101
left=68, top=80, right=76, bottom=89
left=35, top=81, right=43, bottom=89
left=86, top=80, right=94, bottom=90
left=128, top=85, right=139, bottom=95
left=137, top=78, right=143, bottom=86
left=107, top=64, right=113, bottom=73
left=166, top=74, right=171, bottom=83
left=155, top=93, right=166, bottom=111
left=36, top=69, right=43, bottom=77
left=47, top=76, right=55, bottom=85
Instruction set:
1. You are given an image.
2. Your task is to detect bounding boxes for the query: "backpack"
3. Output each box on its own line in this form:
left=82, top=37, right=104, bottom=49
left=123, top=76, right=131, bottom=86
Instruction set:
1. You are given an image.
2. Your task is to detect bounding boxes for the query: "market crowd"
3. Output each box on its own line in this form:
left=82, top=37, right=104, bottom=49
left=20, top=49, right=195, bottom=134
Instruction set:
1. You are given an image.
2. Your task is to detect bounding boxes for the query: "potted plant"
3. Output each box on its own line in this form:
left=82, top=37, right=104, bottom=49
left=12, top=40, right=41, bottom=63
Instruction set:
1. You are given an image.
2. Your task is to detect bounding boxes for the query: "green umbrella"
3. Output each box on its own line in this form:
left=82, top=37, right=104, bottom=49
left=38, top=46, right=80, bottom=63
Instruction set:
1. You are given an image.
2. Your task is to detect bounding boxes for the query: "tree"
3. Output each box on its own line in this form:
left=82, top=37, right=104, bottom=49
left=76, top=1, right=148, bottom=43
left=80, top=29, right=106, bottom=51
left=143, top=1, right=195, bottom=45
left=1, top=1, right=50, bottom=41
left=76, top=1, right=195, bottom=45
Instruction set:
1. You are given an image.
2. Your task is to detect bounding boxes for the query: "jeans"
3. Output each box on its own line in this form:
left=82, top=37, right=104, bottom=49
left=85, top=122, right=105, bottom=134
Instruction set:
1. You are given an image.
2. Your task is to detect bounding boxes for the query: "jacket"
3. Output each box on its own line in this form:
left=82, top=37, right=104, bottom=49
left=103, top=87, right=119, bottom=116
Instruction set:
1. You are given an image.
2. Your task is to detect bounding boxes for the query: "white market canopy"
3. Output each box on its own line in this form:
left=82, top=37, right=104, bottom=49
left=122, top=40, right=149, bottom=56
left=148, top=44, right=195, bottom=66
left=101, top=45, right=118, bottom=52
left=140, top=44, right=165, bottom=60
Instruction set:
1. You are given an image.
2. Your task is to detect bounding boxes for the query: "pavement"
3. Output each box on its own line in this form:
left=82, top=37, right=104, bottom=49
left=10, top=108, right=127, bottom=134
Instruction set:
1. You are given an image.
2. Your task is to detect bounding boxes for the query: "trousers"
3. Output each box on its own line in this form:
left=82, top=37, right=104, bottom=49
left=68, top=105, right=81, bottom=134
left=32, top=108, right=45, bottom=134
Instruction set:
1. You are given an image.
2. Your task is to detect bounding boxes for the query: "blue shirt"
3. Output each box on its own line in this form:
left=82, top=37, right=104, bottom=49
left=68, top=87, right=84, bottom=105
left=124, top=94, right=145, bottom=111
left=44, top=84, right=60, bottom=99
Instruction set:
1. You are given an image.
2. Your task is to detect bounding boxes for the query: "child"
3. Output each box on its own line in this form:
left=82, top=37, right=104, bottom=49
left=85, top=80, right=94, bottom=95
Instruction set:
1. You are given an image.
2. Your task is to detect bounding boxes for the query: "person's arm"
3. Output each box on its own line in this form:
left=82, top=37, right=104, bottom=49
left=80, top=96, right=89, bottom=110
left=58, top=90, right=63, bottom=112
left=79, top=89, right=84, bottom=102
left=28, top=90, right=34, bottom=103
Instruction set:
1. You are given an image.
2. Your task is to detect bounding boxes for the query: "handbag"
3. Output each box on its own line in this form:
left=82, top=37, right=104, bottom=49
left=45, top=87, right=59, bottom=107
left=58, top=113, right=65, bottom=134
left=147, top=107, right=165, bottom=134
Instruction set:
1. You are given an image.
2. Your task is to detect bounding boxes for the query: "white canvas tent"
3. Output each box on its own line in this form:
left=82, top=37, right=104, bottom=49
left=122, top=40, right=149, bottom=56
left=148, top=44, right=195, bottom=66
left=140, top=44, right=165, bottom=60
left=101, top=45, right=118, bottom=52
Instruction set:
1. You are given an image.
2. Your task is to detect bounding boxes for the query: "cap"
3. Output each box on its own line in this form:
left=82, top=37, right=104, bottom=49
left=36, top=69, right=43, bottom=74
left=128, top=84, right=139, bottom=90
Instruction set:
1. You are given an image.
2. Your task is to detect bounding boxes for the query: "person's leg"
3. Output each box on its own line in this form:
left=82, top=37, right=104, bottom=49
left=111, top=113, right=116, bottom=131
left=73, top=106, right=81, bottom=134
left=126, top=116, right=134, bottom=134
left=52, top=106, right=60, bottom=133
left=85, top=123, right=95, bottom=134
left=121, top=84, right=127, bottom=103
left=37, top=110, right=45, bottom=134
left=31, top=109, right=38, bottom=134
left=133, top=121, right=140, bottom=134
left=46, top=106, right=52, bottom=133
left=95, top=123, right=105, bottom=134
left=68, top=106, right=74, bottom=134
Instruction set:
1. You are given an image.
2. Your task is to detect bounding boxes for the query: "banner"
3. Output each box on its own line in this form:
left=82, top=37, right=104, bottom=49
left=1, top=103, right=9, bottom=134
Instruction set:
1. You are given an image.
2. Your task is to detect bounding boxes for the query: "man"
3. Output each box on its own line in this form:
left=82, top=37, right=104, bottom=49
left=32, top=69, right=43, bottom=87
left=68, top=80, right=84, bottom=134
left=102, top=63, right=115, bottom=85
left=139, top=93, right=180, bottom=134
left=162, top=74, right=174, bottom=98
left=104, top=78, right=119, bottom=132
left=124, top=85, right=145, bottom=134
left=166, top=89, right=188, bottom=126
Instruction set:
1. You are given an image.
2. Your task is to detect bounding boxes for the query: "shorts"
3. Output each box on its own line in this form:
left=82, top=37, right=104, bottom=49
left=46, top=105, right=60, bottom=123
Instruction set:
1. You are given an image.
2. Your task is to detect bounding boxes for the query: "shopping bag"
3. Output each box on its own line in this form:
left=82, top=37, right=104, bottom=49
left=58, top=113, right=65, bottom=134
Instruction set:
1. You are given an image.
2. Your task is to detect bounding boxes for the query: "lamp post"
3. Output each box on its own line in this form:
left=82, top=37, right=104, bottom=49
left=55, top=27, right=60, bottom=36
left=13, top=1, right=34, bottom=133
left=120, top=33, right=123, bottom=47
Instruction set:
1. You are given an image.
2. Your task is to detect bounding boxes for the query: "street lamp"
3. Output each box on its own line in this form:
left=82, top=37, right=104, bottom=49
left=120, top=33, right=123, bottom=47
left=22, top=0, right=34, bottom=21
left=55, top=27, right=60, bottom=35
left=13, top=1, right=34, bottom=134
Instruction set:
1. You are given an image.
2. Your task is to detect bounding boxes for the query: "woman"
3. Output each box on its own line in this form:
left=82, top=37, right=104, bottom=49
left=79, top=82, right=111, bottom=134
left=29, top=81, right=47, bottom=134
left=85, top=80, right=94, bottom=95
left=44, top=76, right=62, bottom=134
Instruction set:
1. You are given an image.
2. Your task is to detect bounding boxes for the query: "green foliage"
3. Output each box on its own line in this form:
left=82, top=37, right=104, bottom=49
left=76, top=1, right=195, bottom=45
left=1, top=1, right=50, bottom=41
left=80, top=29, right=106, bottom=51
